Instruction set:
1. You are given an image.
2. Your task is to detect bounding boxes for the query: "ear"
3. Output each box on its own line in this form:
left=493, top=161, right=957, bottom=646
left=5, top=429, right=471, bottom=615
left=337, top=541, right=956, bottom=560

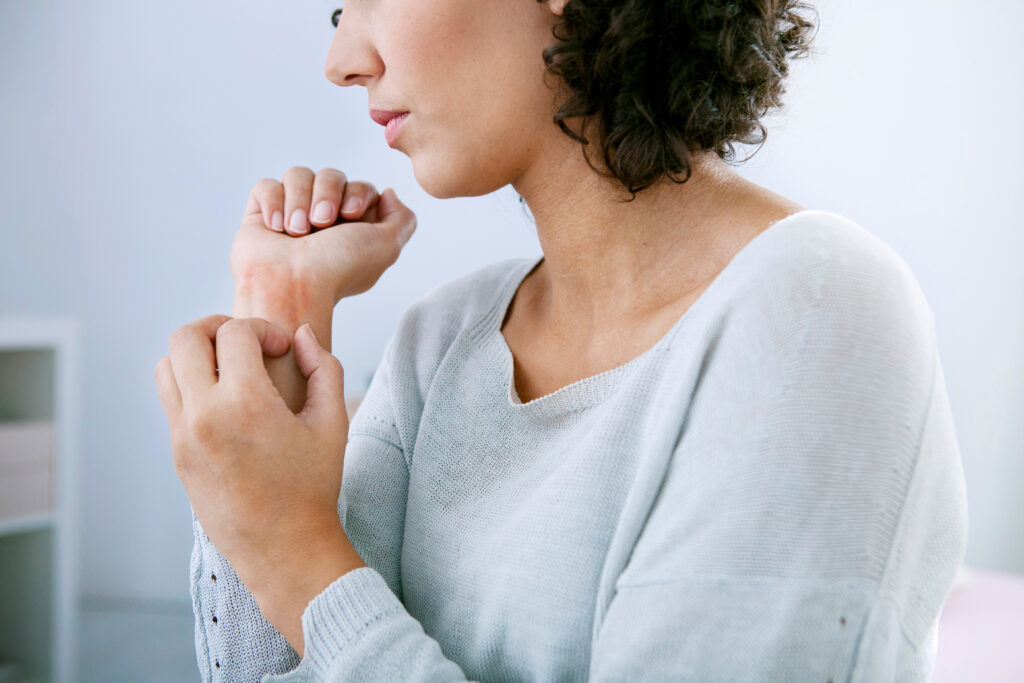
left=547, top=0, right=570, bottom=17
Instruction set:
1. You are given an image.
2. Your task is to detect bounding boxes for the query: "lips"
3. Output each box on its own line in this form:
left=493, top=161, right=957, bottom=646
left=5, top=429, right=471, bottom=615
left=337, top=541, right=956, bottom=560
left=383, top=112, right=410, bottom=147
left=369, top=109, right=409, bottom=126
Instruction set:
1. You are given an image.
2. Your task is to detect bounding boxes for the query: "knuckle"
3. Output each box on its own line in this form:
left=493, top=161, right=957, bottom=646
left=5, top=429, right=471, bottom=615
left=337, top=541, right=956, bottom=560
left=285, top=165, right=313, bottom=181
left=168, top=327, right=191, bottom=350
left=316, top=167, right=346, bottom=181
left=215, top=318, right=245, bottom=342
left=353, top=181, right=378, bottom=200
left=254, top=177, right=281, bottom=194
left=154, top=356, right=171, bottom=381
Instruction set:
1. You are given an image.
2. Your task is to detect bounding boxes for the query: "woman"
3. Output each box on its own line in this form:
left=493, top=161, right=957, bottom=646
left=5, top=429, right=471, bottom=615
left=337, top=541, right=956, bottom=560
left=155, top=1, right=968, bottom=680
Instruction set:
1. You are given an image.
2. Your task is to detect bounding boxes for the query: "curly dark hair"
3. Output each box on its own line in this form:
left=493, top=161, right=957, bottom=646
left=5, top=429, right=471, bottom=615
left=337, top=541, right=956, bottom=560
left=538, top=0, right=818, bottom=201
left=331, top=1, right=818, bottom=202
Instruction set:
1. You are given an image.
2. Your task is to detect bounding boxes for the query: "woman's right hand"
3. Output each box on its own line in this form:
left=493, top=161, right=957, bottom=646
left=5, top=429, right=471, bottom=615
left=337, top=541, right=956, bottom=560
left=230, top=166, right=417, bottom=306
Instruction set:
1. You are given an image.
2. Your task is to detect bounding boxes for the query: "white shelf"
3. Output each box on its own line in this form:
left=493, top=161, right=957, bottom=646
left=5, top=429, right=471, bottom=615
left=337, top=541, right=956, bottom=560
left=0, top=419, right=56, bottom=524
left=0, top=316, right=79, bottom=683
left=0, top=514, right=54, bottom=537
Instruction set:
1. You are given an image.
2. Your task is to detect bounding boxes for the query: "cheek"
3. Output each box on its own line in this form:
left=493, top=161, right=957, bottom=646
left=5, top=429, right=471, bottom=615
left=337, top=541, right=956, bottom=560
left=390, top=1, right=529, bottom=107
left=387, top=2, right=480, bottom=72
left=385, top=3, right=556, bottom=196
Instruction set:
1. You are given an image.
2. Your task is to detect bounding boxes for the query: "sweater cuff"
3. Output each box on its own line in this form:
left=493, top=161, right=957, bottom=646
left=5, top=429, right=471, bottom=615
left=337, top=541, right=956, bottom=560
left=300, top=565, right=406, bottom=678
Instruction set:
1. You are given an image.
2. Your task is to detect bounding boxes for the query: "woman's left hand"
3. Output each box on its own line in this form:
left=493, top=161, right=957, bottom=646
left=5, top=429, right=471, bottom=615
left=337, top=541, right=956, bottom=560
left=154, top=314, right=356, bottom=602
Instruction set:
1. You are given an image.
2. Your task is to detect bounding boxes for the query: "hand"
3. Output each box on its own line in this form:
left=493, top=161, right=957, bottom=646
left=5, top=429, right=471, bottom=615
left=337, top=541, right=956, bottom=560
left=231, top=166, right=418, bottom=306
left=154, top=314, right=360, bottom=596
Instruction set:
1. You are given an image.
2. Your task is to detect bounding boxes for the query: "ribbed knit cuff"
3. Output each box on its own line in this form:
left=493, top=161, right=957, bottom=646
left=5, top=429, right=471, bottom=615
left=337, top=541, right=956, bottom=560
left=299, top=566, right=406, bottom=679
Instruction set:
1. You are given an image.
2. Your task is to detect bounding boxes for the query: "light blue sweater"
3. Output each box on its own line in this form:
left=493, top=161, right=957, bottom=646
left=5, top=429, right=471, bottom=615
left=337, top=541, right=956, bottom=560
left=190, top=209, right=968, bottom=682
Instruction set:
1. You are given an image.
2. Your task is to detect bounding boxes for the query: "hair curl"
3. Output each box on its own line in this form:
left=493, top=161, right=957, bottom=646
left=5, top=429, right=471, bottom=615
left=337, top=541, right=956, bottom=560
left=535, top=0, right=818, bottom=202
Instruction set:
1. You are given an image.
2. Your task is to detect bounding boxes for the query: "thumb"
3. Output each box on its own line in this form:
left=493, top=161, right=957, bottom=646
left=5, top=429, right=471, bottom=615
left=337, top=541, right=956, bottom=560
left=376, top=187, right=417, bottom=248
left=294, top=323, right=346, bottom=427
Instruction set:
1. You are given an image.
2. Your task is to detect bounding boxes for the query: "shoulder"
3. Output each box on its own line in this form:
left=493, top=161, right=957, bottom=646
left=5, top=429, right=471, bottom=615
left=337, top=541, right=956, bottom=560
left=719, top=209, right=936, bottom=350
left=790, top=210, right=934, bottom=346
left=683, top=209, right=940, bottom=413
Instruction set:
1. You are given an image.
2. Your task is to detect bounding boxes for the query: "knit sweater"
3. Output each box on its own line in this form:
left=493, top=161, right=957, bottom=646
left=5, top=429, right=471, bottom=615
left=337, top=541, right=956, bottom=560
left=189, top=208, right=969, bottom=682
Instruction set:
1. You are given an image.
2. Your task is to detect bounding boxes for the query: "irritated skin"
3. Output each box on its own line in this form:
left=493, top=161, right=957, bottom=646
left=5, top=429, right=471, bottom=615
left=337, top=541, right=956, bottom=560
left=233, top=271, right=334, bottom=415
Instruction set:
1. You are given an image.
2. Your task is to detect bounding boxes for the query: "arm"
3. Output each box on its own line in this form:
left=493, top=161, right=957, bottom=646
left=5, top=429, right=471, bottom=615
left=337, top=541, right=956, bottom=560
left=190, top=280, right=466, bottom=679
left=187, top=172, right=423, bottom=679
left=232, top=272, right=335, bottom=413
left=259, top=304, right=475, bottom=681
left=188, top=278, right=334, bottom=680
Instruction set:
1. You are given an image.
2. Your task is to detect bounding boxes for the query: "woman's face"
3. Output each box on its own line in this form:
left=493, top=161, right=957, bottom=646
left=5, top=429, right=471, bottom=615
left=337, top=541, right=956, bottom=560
left=324, top=0, right=568, bottom=199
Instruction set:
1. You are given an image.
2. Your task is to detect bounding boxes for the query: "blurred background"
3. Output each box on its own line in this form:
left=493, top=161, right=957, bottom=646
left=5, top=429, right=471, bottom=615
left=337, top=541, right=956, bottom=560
left=1, top=0, right=1021, bottom=681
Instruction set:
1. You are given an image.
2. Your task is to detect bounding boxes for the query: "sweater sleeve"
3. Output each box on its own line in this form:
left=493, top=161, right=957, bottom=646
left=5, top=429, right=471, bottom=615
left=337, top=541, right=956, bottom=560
left=258, top=333, right=473, bottom=677
left=587, top=246, right=969, bottom=681
left=188, top=329, right=422, bottom=682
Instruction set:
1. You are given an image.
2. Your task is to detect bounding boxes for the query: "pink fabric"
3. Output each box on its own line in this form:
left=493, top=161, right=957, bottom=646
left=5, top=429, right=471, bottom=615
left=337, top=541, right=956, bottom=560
left=933, top=568, right=1024, bottom=682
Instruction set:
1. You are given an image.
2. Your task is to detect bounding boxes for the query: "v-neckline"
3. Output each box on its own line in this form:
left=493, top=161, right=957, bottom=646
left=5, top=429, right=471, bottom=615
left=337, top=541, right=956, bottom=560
left=474, top=208, right=820, bottom=419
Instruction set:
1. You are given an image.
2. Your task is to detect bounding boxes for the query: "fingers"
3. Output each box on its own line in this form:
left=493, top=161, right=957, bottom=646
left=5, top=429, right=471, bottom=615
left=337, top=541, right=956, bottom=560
left=168, top=314, right=233, bottom=405
left=309, top=168, right=346, bottom=228
left=213, top=318, right=292, bottom=388
left=339, top=180, right=380, bottom=223
left=283, top=166, right=316, bottom=236
left=167, top=315, right=291, bottom=405
left=154, top=355, right=182, bottom=417
left=249, top=166, right=389, bottom=236
left=374, top=187, right=418, bottom=250
left=293, top=324, right=347, bottom=430
left=249, top=178, right=286, bottom=232
left=310, top=170, right=380, bottom=228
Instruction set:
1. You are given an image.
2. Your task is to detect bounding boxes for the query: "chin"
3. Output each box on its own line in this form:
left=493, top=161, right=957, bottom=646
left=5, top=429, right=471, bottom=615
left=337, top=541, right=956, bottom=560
left=411, top=152, right=510, bottom=199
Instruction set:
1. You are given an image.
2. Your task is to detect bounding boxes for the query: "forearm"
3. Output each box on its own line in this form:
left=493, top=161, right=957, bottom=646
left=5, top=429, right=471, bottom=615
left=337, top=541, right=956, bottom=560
left=244, top=525, right=367, bottom=658
left=191, top=510, right=303, bottom=680
left=233, top=275, right=335, bottom=414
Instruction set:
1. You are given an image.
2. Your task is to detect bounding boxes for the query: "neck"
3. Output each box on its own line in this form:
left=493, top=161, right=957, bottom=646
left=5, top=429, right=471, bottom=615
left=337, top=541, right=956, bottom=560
left=511, top=141, right=767, bottom=333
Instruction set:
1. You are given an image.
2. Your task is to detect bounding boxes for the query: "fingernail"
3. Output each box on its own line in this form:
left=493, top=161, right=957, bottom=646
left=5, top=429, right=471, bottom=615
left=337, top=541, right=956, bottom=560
left=312, top=201, right=333, bottom=223
left=289, top=209, right=308, bottom=234
left=342, top=197, right=362, bottom=214
left=271, top=211, right=284, bottom=231
left=304, top=323, right=318, bottom=345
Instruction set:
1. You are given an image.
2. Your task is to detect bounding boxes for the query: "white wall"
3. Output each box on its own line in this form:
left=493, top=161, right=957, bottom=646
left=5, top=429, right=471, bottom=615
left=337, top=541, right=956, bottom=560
left=0, top=0, right=1020, bottom=604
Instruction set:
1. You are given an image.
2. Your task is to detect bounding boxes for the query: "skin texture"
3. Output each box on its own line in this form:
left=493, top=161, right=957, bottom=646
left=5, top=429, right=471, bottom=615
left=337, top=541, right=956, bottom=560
left=325, top=0, right=805, bottom=401
left=155, top=317, right=366, bottom=655
left=231, top=183, right=416, bottom=413
left=157, top=0, right=807, bottom=659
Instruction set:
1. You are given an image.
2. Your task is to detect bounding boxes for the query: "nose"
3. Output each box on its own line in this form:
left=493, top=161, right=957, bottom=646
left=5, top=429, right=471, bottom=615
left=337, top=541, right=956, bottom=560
left=324, top=7, right=382, bottom=88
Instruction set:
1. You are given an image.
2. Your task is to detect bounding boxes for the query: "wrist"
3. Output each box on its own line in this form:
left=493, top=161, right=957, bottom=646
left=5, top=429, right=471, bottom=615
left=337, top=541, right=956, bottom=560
left=246, top=525, right=366, bottom=656
left=234, top=276, right=335, bottom=350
